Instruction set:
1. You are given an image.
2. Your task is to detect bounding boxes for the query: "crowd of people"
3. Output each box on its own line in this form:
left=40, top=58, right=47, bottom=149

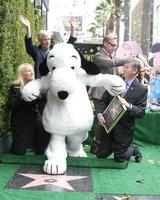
left=8, top=16, right=77, bottom=155
left=8, top=15, right=150, bottom=164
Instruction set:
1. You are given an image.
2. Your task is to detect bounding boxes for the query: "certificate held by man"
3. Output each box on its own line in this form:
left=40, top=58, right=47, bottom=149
left=103, top=95, right=127, bottom=133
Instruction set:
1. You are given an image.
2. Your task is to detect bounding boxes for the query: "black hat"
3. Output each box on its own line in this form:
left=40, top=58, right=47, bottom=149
left=149, top=43, right=160, bottom=66
left=150, top=43, right=160, bottom=53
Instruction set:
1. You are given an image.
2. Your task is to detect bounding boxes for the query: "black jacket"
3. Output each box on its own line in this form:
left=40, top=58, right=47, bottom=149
left=95, top=78, right=148, bottom=144
left=8, top=85, right=40, bottom=154
left=25, top=36, right=77, bottom=78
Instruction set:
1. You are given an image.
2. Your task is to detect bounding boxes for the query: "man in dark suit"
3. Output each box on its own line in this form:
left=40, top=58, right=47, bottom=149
left=93, top=58, right=148, bottom=162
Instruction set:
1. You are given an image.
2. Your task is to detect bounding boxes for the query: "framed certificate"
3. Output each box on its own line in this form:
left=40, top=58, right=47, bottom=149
left=103, top=95, right=127, bottom=133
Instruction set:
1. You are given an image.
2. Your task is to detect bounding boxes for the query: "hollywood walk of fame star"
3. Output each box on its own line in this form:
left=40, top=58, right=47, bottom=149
left=18, top=173, right=88, bottom=191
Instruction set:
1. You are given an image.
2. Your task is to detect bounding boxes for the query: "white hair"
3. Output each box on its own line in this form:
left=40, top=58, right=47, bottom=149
left=37, top=30, right=51, bottom=41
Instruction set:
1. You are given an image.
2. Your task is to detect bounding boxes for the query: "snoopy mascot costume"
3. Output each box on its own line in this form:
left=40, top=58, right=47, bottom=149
left=22, top=43, right=125, bottom=175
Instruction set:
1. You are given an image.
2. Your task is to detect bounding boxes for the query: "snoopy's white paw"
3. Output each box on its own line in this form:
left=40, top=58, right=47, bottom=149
left=67, top=147, right=87, bottom=157
left=43, top=159, right=67, bottom=175
left=79, top=149, right=87, bottom=157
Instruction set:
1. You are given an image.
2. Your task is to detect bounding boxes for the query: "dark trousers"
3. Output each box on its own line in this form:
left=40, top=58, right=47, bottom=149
left=34, top=114, right=50, bottom=155
left=95, top=125, right=134, bottom=162
left=10, top=115, right=50, bottom=155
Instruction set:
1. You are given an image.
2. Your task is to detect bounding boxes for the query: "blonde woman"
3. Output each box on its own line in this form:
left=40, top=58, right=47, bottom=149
left=8, top=63, right=49, bottom=155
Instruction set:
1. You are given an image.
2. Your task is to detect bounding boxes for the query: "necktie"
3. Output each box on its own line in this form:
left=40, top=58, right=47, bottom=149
left=126, top=82, right=129, bottom=91
left=121, top=81, right=129, bottom=97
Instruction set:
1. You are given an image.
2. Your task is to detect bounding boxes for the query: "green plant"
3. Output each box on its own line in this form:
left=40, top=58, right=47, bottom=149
left=88, top=0, right=123, bottom=37
left=0, top=0, right=43, bottom=135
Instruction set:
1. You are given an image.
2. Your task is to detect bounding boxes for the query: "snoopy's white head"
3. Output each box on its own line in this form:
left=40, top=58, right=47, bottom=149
left=47, top=43, right=81, bottom=71
left=47, top=43, right=83, bottom=101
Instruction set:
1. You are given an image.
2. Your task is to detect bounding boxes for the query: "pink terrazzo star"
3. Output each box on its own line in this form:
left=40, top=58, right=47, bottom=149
left=19, top=173, right=88, bottom=191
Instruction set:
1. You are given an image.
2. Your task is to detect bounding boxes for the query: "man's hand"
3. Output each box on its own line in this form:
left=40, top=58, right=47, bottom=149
left=118, top=96, right=130, bottom=108
left=20, top=15, right=31, bottom=37
left=97, top=114, right=106, bottom=126
left=20, top=15, right=30, bottom=28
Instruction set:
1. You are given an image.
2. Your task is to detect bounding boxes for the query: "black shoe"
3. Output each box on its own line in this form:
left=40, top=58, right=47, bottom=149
left=132, top=145, right=142, bottom=163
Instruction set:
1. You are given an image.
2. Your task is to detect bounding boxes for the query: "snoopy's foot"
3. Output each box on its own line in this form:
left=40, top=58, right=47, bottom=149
left=43, top=159, right=67, bottom=175
left=67, top=146, right=87, bottom=157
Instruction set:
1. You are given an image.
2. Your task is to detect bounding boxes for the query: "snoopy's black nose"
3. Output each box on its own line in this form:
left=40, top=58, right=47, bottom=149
left=58, top=91, right=69, bottom=100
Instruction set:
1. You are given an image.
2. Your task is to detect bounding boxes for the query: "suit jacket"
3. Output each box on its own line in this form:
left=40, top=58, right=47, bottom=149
left=90, top=48, right=126, bottom=99
left=95, top=78, right=148, bottom=144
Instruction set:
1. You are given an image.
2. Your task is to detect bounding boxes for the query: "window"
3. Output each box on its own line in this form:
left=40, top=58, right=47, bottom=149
left=42, top=2, right=47, bottom=29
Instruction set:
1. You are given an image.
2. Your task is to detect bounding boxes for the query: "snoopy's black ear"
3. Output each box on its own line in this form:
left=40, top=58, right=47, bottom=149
left=39, top=57, right=49, bottom=76
left=79, top=52, right=100, bottom=75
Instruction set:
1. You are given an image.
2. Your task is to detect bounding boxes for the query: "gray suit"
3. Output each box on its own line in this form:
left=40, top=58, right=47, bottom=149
left=90, top=48, right=125, bottom=100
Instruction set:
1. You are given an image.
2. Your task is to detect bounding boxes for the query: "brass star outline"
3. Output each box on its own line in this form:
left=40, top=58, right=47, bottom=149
left=19, top=173, right=88, bottom=191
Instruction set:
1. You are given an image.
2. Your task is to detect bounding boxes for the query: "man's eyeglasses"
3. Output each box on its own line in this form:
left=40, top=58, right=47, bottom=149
left=108, top=42, right=117, bottom=47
